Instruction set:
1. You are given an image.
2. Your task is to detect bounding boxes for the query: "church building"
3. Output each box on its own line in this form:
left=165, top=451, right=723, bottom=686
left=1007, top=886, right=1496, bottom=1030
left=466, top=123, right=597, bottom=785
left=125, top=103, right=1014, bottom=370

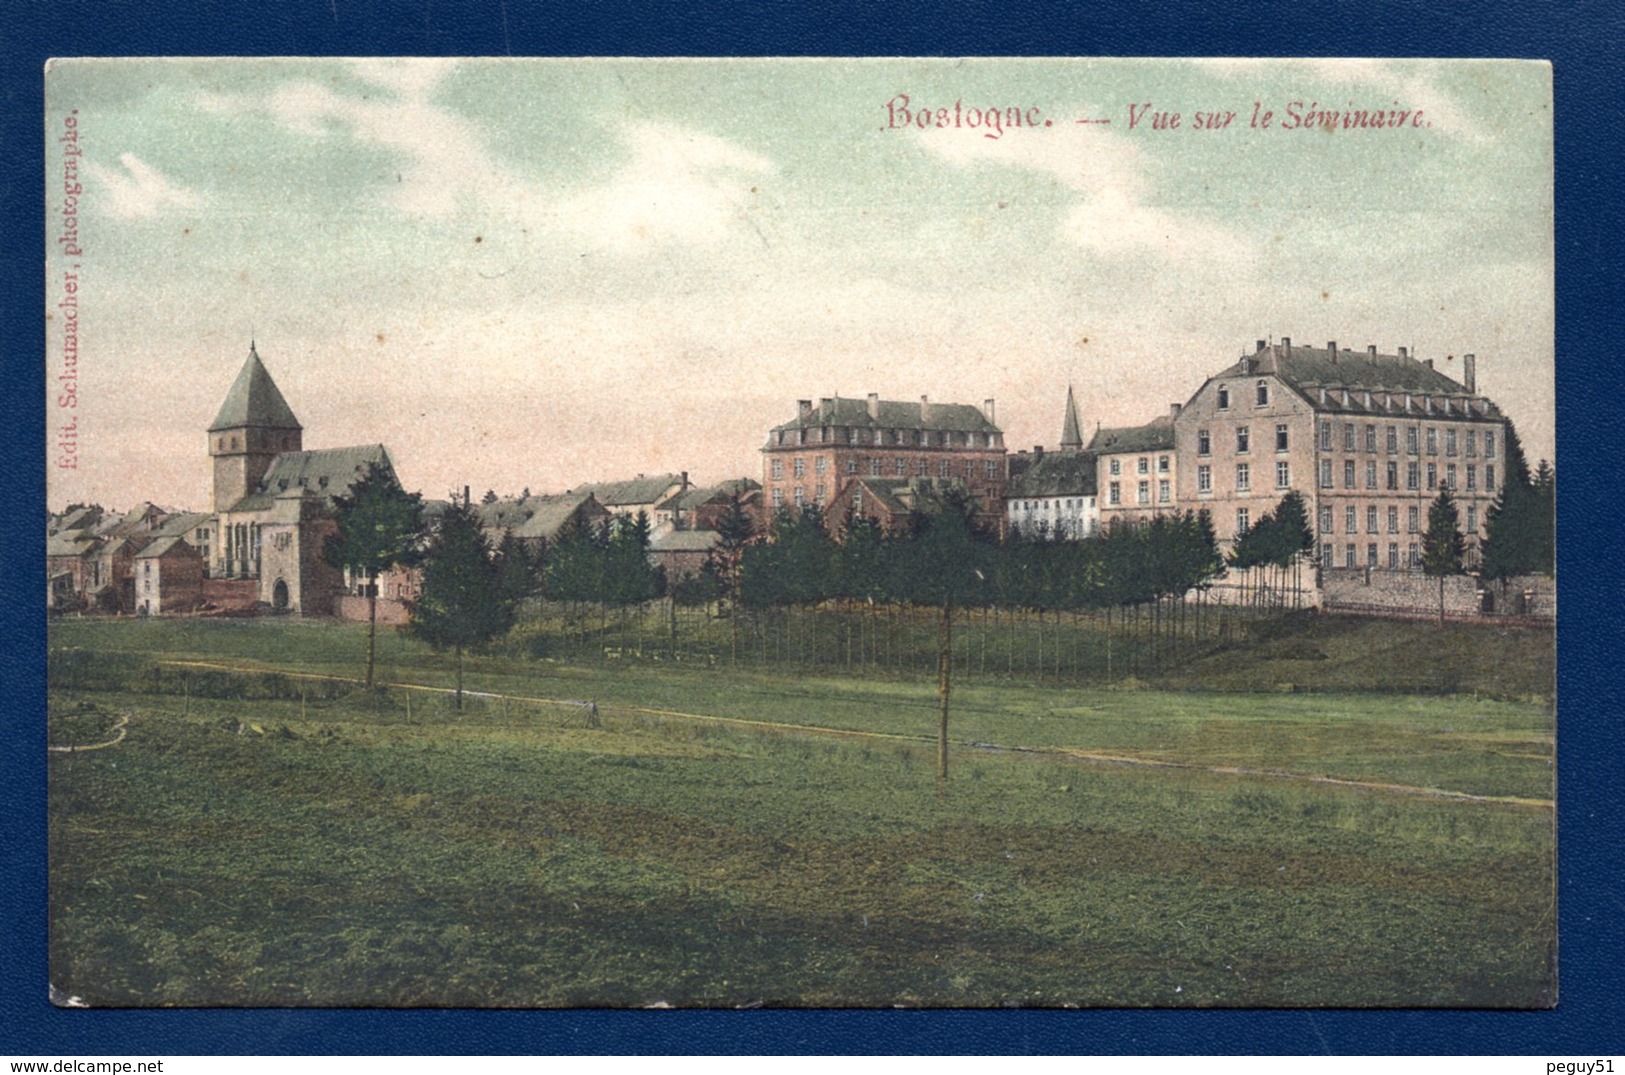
left=207, top=343, right=397, bottom=614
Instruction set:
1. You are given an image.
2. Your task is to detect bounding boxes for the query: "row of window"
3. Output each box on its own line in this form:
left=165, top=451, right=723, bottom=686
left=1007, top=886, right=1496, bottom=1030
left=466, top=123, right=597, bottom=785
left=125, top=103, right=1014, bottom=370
left=1322, top=541, right=1423, bottom=570
left=1195, top=461, right=1293, bottom=494
left=1214, top=380, right=1272, bottom=410
left=1316, top=459, right=1495, bottom=493
left=1314, top=503, right=1482, bottom=536
left=1196, top=424, right=1288, bottom=456
left=771, top=457, right=1000, bottom=481
left=1107, top=479, right=1173, bottom=506
left=1316, top=420, right=1495, bottom=458
left=1015, top=498, right=1093, bottom=513
left=1107, top=454, right=1172, bottom=476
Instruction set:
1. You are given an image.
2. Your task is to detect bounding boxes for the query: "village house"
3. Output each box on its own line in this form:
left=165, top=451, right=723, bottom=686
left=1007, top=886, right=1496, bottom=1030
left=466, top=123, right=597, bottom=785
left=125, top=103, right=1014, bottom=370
left=571, top=474, right=689, bottom=527
left=1092, top=410, right=1181, bottom=529
left=132, top=535, right=205, bottom=616
left=1006, top=386, right=1100, bottom=540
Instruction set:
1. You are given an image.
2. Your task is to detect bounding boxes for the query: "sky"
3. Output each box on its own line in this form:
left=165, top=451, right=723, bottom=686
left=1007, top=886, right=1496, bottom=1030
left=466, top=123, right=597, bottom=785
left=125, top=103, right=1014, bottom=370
left=45, top=57, right=1554, bottom=511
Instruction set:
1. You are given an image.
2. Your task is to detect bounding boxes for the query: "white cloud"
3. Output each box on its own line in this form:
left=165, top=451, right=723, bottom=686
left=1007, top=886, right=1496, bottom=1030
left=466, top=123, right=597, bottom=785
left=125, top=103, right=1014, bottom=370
left=918, top=120, right=1256, bottom=266
left=552, top=121, right=777, bottom=254
left=83, top=152, right=203, bottom=219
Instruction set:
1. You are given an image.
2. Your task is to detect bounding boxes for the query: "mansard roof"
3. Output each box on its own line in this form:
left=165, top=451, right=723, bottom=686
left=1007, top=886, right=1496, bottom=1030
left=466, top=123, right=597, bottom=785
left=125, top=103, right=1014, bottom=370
left=208, top=344, right=302, bottom=433
left=772, top=396, right=1000, bottom=435
left=1217, top=342, right=1500, bottom=417
left=226, top=444, right=393, bottom=513
left=1088, top=414, right=1176, bottom=455
left=1008, top=451, right=1098, bottom=499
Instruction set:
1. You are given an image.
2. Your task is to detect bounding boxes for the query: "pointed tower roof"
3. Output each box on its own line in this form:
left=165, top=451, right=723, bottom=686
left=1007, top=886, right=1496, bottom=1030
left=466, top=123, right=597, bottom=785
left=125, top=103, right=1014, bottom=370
left=1060, top=384, right=1084, bottom=452
left=208, top=343, right=302, bottom=432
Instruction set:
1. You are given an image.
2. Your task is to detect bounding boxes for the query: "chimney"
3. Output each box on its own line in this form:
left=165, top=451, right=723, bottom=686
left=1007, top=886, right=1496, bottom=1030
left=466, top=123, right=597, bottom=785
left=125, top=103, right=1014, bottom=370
left=1368, top=344, right=1377, bottom=357
left=681, top=471, right=689, bottom=491
left=1423, top=358, right=1433, bottom=370
left=798, top=399, right=813, bottom=420
left=1255, top=339, right=1267, bottom=352
left=1327, top=340, right=1337, bottom=360
left=920, top=395, right=931, bottom=423
left=1463, top=353, right=1477, bottom=392
left=984, top=398, right=996, bottom=425
left=463, top=485, right=471, bottom=508
left=1398, top=347, right=1409, bottom=360
left=1281, top=336, right=1292, bottom=355
left=867, top=392, right=880, bottom=420
left=1034, top=445, right=1044, bottom=457
left=1169, top=402, right=1182, bottom=419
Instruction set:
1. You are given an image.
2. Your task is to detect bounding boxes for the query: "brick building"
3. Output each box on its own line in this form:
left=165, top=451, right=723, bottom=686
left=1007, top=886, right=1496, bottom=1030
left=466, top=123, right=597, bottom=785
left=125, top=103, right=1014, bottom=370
left=762, top=394, right=1007, bottom=533
left=1174, top=338, right=1506, bottom=573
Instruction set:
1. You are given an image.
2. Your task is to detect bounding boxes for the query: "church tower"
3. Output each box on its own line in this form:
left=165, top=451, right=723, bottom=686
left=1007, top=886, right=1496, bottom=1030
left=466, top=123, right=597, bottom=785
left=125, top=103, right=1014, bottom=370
left=1060, top=384, right=1084, bottom=453
left=208, top=342, right=303, bottom=512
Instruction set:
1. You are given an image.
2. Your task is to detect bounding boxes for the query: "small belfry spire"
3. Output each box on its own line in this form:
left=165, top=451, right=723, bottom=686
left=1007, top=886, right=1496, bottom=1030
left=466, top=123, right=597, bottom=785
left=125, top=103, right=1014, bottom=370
left=1060, top=384, right=1084, bottom=452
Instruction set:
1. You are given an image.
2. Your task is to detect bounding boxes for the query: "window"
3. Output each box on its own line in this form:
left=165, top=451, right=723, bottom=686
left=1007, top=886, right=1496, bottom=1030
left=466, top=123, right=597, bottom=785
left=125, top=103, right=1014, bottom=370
left=1218, top=386, right=1230, bottom=410
left=1236, top=426, right=1250, bottom=453
left=814, top=483, right=825, bottom=503
left=1386, top=462, right=1399, bottom=490
left=771, top=459, right=784, bottom=480
left=1446, top=429, right=1458, bottom=456
left=1137, top=481, right=1150, bottom=505
left=1109, top=481, right=1121, bottom=505
left=1467, top=505, right=1479, bottom=533
left=1158, top=455, right=1170, bottom=473
left=1256, top=380, right=1270, bottom=406
left=1366, top=506, right=1378, bottom=533
left=1367, top=543, right=1379, bottom=568
left=1446, top=463, right=1458, bottom=489
left=1197, top=465, right=1212, bottom=493
left=1344, top=460, right=1356, bottom=488
left=895, top=458, right=907, bottom=476
left=1237, top=508, right=1250, bottom=535
left=793, top=458, right=806, bottom=478
left=1110, top=459, right=1121, bottom=476
left=1345, top=506, right=1357, bottom=533
left=1137, top=457, right=1149, bottom=475
left=1158, top=480, right=1171, bottom=503
left=1365, top=425, right=1377, bottom=452
left=870, top=458, right=882, bottom=477
left=1387, top=506, right=1399, bottom=533
left=1466, top=430, right=1478, bottom=457
left=1320, top=420, right=1332, bottom=450
left=1426, top=463, right=1437, bottom=490
left=1319, top=506, right=1334, bottom=533
left=1466, top=464, right=1477, bottom=491
left=1485, top=431, right=1496, bottom=457
left=917, top=459, right=930, bottom=477
left=1319, top=460, right=1333, bottom=488
left=940, top=460, right=952, bottom=478
left=1197, top=429, right=1211, bottom=456
left=1322, top=543, right=1333, bottom=565
left=1276, top=424, right=1289, bottom=452
left=1407, top=461, right=1420, bottom=490
left=1426, top=428, right=1438, bottom=455
left=1345, top=543, right=1356, bottom=568
left=1486, top=464, right=1496, bottom=491
left=985, top=460, right=997, bottom=478
left=1388, top=542, right=1399, bottom=570
left=1407, top=506, right=1419, bottom=533
left=846, top=458, right=858, bottom=475
left=1235, top=463, right=1250, bottom=492
left=815, top=456, right=828, bottom=474
left=1407, top=427, right=1420, bottom=455
left=1343, top=423, right=1356, bottom=451
left=1408, top=542, right=1420, bottom=567
left=1365, top=461, right=1378, bottom=489
left=793, top=486, right=805, bottom=507
left=1386, top=425, right=1398, bottom=453
left=1276, top=461, right=1290, bottom=489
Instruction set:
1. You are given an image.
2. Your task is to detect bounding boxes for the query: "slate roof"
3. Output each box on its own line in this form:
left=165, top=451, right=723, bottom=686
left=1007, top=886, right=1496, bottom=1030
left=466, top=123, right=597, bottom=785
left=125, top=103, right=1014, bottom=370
left=153, top=511, right=213, bottom=539
left=1218, top=343, right=1500, bottom=417
left=134, top=535, right=195, bottom=559
left=1008, top=451, right=1098, bottom=499
left=1060, top=387, right=1084, bottom=451
left=650, top=529, right=720, bottom=553
left=662, top=477, right=761, bottom=512
left=226, top=444, right=393, bottom=513
left=46, top=532, right=99, bottom=558
left=480, top=492, right=605, bottom=543
left=571, top=474, right=685, bottom=508
left=208, top=344, right=302, bottom=432
left=771, top=397, right=1000, bottom=435
left=1088, top=415, right=1176, bottom=455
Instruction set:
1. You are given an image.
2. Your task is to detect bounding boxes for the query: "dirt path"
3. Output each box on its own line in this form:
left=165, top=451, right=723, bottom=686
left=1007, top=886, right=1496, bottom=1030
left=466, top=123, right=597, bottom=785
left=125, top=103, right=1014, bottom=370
left=48, top=710, right=131, bottom=753
left=154, top=658, right=1553, bottom=810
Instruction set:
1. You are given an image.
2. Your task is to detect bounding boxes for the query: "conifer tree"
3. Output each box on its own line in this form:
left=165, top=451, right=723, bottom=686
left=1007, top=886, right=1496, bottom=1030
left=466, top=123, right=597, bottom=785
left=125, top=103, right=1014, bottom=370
left=323, top=462, right=424, bottom=688
left=1421, top=489, right=1466, bottom=626
left=407, top=498, right=513, bottom=710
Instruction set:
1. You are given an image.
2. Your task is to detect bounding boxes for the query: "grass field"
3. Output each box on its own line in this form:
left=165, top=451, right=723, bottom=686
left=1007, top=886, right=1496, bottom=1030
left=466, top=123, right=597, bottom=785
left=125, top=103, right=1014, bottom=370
left=47, top=614, right=1555, bottom=1007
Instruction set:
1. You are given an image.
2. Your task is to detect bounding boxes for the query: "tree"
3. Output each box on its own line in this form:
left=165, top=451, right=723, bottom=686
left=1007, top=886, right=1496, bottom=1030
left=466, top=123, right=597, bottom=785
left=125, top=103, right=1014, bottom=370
left=706, top=492, right=757, bottom=612
left=494, top=530, right=539, bottom=607
left=323, top=462, right=425, bottom=688
left=480, top=489, right=499, bottom=505
left=1421, top=489, right=1466, bottom=626
left=406, top=498, right=514, bottom=710
left=604, top=511, right=661, bottom=606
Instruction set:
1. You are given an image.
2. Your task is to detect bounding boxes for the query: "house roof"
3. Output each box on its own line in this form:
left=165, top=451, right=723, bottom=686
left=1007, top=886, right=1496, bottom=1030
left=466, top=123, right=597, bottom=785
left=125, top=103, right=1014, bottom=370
left=53, top=506, right=101, bottom=532
left=46, top=532, right=99, bottom=558
left=570, top=474, right=685, bottom=508
left=134, top=535, right=194, bottom=559
left=1008, top=451, right=1098, bottom=499
left=650, top=529, right=720, bottom=553
left=1216, top=342, right=1500, bottom=417
left=153, top=511, right=213, bottom=538
left=208, top=344, right=302, bottom=432
left=478, top=492, right=605, bottom=542
left=1089, top=415, right=1176, bottom=455
left=226, top=444, right=393, bottom=513
left=662, top=477, right=761, bottom=512
left=771, top=397, right=1000, bottom=435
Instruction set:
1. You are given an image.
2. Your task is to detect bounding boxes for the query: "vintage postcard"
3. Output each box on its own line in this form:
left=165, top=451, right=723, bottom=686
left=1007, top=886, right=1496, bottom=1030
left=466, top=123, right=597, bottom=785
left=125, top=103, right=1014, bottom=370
left=45, top=57, right=1554, bottom=1008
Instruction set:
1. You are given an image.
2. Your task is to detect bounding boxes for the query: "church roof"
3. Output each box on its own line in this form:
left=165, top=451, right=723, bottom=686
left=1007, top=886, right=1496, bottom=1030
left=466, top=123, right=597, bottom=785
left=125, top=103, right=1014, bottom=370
left=1060, top=386, right=1084, bottom=450
left=226, top=444, right=393, bottom=513
left=208, top=344, right=303, bottom=433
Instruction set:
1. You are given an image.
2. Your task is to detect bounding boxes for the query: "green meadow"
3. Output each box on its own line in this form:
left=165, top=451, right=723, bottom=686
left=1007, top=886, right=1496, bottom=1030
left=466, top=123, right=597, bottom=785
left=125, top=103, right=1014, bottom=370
left=47, top=615, right=1554, bottom=1007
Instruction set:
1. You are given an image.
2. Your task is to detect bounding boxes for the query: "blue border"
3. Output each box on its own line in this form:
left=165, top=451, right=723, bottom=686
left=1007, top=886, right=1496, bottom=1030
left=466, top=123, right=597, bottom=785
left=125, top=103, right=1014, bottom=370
left=6, top=0, right=1621, bottom=1055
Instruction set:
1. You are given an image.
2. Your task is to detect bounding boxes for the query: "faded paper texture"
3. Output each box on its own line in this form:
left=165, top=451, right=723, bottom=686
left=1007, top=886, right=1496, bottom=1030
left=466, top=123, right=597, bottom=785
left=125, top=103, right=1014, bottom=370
left=46, top=58, right=1554, bottom=1008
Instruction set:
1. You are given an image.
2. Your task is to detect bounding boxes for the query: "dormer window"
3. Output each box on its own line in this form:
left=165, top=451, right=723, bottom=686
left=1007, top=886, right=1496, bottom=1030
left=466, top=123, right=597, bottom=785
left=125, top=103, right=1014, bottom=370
left=318, top=476, right=329, bottom=489
left=278, top=479, right=289, bottom=491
